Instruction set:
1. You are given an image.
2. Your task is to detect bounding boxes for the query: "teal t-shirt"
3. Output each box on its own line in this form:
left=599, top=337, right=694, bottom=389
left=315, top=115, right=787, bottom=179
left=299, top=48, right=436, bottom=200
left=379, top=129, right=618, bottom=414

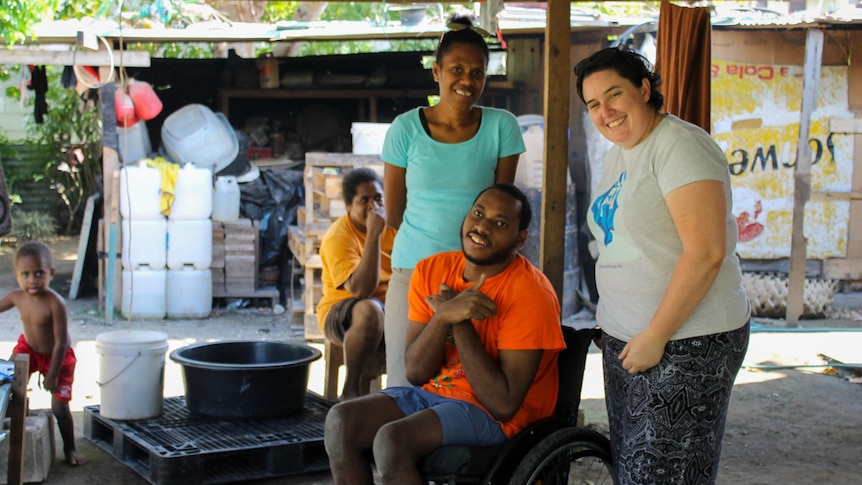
left=382, top=106, right=526, bottom=269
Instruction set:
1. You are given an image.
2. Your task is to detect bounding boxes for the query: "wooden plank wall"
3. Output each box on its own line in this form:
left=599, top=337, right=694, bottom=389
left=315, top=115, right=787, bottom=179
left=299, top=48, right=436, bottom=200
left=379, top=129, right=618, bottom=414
left=813, top=30, right=862, bottom=282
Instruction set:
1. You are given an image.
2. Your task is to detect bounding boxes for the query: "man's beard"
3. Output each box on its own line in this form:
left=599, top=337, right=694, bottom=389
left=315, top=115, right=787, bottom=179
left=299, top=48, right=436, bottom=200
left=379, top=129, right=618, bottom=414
left=461, top=234, right=520, bottom=267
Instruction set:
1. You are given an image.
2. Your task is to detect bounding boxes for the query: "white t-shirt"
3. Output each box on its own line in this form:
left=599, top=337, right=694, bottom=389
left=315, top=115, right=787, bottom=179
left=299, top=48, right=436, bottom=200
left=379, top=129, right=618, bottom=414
left=587, top=115, right=750, bottom=341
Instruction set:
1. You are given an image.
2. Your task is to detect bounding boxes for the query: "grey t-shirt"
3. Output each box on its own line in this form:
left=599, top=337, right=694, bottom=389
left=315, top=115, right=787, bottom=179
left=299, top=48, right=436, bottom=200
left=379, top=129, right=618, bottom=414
left=587, top=115, right=750, bottom=341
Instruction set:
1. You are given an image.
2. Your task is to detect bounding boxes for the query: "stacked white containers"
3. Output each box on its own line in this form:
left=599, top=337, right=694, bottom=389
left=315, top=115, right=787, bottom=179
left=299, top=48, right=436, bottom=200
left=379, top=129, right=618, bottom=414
left=120, top=161, right=167, bottom=319
left=166, top=164, right=214, bottom=318
left=212, top=175, right=241, bottom=222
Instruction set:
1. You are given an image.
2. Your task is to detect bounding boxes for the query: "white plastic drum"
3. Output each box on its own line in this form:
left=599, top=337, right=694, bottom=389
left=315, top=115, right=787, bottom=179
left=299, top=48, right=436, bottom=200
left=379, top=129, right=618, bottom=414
left=121, top=268, right=167, bottom=319
left=212, top=176, right=241, bottom=222
left=170, top=164, right=213, bottom=220
left=96, top=330, right=169, bottom=420
left=167, top=219, right=212, bottom=270
left=166, top=268, right=213, bottom=318
left=119, top=160, right=163, bottom=220
left=121, top=219, right=167, bottom=270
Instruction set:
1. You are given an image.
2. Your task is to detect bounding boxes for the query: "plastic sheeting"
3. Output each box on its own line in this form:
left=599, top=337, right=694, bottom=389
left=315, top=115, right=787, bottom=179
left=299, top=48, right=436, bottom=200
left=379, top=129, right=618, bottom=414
left=239, top=168, right=304, bottom=268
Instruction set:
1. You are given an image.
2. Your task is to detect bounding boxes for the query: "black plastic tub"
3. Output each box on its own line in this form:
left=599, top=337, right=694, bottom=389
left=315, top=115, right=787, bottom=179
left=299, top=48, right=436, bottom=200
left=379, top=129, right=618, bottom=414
left=169, top=340, right=322, bottom=419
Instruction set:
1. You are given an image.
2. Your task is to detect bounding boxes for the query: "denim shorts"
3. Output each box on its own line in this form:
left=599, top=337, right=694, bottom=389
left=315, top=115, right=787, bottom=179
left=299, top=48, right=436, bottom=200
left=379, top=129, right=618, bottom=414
left=381, top=386, right=507, bottom=446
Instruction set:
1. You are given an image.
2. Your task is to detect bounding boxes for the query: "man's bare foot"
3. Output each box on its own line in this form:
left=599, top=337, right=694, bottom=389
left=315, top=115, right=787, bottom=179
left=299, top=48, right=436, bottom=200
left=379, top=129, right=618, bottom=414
left=65, top=450, right=87, bottom=466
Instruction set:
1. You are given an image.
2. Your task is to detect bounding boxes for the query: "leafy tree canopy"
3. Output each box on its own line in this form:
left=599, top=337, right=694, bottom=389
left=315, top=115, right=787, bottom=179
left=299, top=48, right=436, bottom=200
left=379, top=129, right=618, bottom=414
left=1, top=0, right=61, bottom=46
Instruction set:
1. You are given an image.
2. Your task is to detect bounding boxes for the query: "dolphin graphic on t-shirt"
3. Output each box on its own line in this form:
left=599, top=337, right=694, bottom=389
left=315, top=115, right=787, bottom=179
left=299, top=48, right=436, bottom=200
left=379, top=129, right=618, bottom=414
left=591, top=171, right=626, bottom=246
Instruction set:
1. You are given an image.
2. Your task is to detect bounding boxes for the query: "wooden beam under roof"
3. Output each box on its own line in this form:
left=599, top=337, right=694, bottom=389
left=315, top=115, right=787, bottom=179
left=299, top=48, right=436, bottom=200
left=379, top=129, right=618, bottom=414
left=0, top=47, right=150, bottom=67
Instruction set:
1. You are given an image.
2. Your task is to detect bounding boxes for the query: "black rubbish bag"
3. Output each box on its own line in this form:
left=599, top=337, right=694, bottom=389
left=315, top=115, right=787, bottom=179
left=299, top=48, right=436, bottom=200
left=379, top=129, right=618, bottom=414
left=239, top=168, right=304, bottom=268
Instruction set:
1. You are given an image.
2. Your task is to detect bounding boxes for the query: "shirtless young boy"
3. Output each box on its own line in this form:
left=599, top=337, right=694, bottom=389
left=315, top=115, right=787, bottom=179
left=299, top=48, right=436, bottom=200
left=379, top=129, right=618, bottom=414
left=0, top=241, right=86, bottom=466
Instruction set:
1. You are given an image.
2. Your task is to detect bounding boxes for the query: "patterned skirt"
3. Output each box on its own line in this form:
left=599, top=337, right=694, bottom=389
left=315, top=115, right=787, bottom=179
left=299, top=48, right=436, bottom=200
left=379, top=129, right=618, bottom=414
left=603, top=322, right=750, bottom=485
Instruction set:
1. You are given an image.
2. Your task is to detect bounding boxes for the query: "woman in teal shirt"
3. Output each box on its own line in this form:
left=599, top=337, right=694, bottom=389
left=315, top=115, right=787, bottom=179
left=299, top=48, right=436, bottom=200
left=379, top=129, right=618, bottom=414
left=382, top=16, right=526, bottom=387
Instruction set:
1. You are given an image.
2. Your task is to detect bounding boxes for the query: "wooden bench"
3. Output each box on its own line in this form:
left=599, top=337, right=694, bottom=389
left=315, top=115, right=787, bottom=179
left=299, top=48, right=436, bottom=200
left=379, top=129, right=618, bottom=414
left=1, top=355, right=30, bottom=485
left=323, top=340, right=386, bottom=401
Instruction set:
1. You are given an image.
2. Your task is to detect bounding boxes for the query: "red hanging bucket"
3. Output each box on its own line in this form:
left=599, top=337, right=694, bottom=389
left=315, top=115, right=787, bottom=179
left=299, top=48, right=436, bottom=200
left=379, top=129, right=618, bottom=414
left=128, top=80, right=163, bottom=121
left=114, top=87, right=138, bottom=127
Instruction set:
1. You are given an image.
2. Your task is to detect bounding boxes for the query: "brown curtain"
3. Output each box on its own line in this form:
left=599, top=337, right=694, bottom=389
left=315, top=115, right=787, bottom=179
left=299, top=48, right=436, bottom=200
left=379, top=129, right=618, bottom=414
left=655, top=1, right=712, bottom=133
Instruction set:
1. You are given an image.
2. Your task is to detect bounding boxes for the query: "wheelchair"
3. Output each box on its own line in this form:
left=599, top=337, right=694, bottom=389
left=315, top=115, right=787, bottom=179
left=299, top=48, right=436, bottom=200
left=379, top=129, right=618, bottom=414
left=418, top=325, right=614, bottom=484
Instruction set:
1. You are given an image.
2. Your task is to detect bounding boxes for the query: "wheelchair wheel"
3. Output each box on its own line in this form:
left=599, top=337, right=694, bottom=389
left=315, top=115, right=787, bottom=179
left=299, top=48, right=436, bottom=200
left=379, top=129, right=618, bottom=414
left=507, top=427, right=613, bottom=485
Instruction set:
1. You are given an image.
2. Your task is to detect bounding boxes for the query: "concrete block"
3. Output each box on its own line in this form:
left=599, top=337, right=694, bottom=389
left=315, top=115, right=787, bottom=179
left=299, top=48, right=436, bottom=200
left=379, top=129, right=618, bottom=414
left=0, top=409, right=56, bottom=484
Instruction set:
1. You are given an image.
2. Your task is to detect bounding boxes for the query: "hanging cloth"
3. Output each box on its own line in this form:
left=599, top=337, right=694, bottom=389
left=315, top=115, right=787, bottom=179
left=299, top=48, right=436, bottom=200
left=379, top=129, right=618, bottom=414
left=144, top=157, right=180, bottom=216
left=61, top=66, right=77, bottom=89
left=655, top=1, right=712, bottom=133
left=28, top=66, right=49, bottom=124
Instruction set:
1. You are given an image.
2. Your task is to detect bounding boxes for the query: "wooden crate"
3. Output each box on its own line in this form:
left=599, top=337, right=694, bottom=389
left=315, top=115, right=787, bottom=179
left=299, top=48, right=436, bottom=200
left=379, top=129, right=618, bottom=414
left=287, top=225, right=322, bottom=269
left=296, top=206, right=306, bottom=225
left=312, top=167, right=344, bottom=198
left=297, top=206, right=333, bottom=226
left=211, top=271, right=226, bottom=293
left=213, top=218, right=260, bottom=294
left=314, top=191, right=347, bottom=219
left=212, top=225, right=226, bottom=269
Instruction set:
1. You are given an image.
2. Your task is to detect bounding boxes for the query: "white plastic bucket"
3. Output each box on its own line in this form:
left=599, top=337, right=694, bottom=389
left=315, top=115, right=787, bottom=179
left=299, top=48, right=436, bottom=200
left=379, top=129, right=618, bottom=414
left=121, top=268, right=167, bottom=319
left=161, top=104, right=238, bottom=172
left=121, top=219, right=167, bottom=270
left=167, top=219, right=212, bottom=270
left=351, top=122, right=391, bottom=155
left=117, top=120, right=152, bottom=165
left=513, top=115, right=572, bottom=189
left=166, top=268, right=213, bottom=318
left=96, top=330, right=169, bottom=420
left=119, top=160, right=162, bottom=220
left=170, top=164, right=213, bottom=220
left=212, top=176, right=241, bottom=222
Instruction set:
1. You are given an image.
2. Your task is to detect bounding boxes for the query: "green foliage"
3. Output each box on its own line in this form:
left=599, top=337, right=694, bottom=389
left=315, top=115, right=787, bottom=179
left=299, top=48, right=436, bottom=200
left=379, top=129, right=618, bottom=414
left=10, top=208, right=58, bottom=243
left=3, top=64, right=21, bottom=100
left=319, top=2, right=380, bottom=22
left=272, top=2, right=465, bottom=57
left=23, top=66, right=101, bottom=235
left=0, top=0, right=61, bottom=46
left=578, top=1, right=660, bottom=19
left=123, top=41, right=214, bottom=59
left=262, top=1, right=299, bottom=23
left=0, top=130, right=16, bottom=165
left=56, top=0, right=105, bottom=20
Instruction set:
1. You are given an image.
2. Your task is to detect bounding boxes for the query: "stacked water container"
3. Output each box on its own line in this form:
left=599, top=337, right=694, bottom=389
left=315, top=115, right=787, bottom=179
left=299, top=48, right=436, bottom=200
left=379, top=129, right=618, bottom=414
left=166, top=164, right=214, bottom=318
left=120, top=161, right=168, bottom=319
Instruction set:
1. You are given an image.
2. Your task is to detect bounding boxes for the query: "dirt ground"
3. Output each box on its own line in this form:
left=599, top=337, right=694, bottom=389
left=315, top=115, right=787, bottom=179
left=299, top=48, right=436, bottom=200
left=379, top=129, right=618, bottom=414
left=1, top=236, right=861, bottom=485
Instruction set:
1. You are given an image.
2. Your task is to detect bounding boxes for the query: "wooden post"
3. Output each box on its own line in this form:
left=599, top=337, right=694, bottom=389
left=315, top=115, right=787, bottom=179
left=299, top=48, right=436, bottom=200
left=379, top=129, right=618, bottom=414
left=540, top=0, right=571, bottom=309
left=99, top=65, right=121, bottom=318
left=69, top=194, right=98, bottom=300
left=105, top=170, right=120, bottom=323
left=7, top=354, right=29, bottom=485
left=787, top=28, right=824, bottom=325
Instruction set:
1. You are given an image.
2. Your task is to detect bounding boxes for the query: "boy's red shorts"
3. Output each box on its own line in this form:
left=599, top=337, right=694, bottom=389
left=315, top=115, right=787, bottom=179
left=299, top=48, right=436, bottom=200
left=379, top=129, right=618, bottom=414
left=12, top=334, right=77, bottom=402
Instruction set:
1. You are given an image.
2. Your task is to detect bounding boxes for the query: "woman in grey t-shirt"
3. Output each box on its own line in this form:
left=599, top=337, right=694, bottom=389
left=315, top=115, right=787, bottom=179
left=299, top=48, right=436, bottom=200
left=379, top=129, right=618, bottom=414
left=575, top=47, right=750, bottom=485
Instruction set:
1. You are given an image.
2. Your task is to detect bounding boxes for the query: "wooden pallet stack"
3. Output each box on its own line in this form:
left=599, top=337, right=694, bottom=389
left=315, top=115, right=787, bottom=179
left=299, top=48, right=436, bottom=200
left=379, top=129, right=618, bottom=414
left=288, top=152, right=384, bottom=340
left=212, top=223, right=226, bottom=292
left=212, top=218, right=279, bottom=307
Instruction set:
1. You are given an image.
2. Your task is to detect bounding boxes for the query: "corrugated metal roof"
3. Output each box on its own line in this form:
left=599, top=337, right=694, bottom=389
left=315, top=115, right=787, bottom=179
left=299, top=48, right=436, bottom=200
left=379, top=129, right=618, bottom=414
left=24, top=18, right=627, bottom=45
left=712, top=4, right=862, bottom=28
left=13, top=5, right=862, bottom=47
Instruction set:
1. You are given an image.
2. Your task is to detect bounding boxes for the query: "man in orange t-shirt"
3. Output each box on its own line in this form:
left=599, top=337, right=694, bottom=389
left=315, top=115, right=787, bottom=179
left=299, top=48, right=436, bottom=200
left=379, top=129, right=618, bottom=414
left=318, top=168, right=396, bottom=400
left=324, top=183, right=565, bottom=484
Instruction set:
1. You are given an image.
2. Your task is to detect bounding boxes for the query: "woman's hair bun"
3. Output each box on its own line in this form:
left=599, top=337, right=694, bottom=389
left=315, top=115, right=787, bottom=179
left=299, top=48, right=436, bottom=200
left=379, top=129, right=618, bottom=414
left=447, top=14, right=474, bottom=27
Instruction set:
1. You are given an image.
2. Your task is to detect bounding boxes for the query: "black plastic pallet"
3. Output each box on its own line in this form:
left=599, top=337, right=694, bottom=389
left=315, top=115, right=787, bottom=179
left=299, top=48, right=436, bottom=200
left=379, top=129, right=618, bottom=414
left=84, top=393, right=333, bottom=485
